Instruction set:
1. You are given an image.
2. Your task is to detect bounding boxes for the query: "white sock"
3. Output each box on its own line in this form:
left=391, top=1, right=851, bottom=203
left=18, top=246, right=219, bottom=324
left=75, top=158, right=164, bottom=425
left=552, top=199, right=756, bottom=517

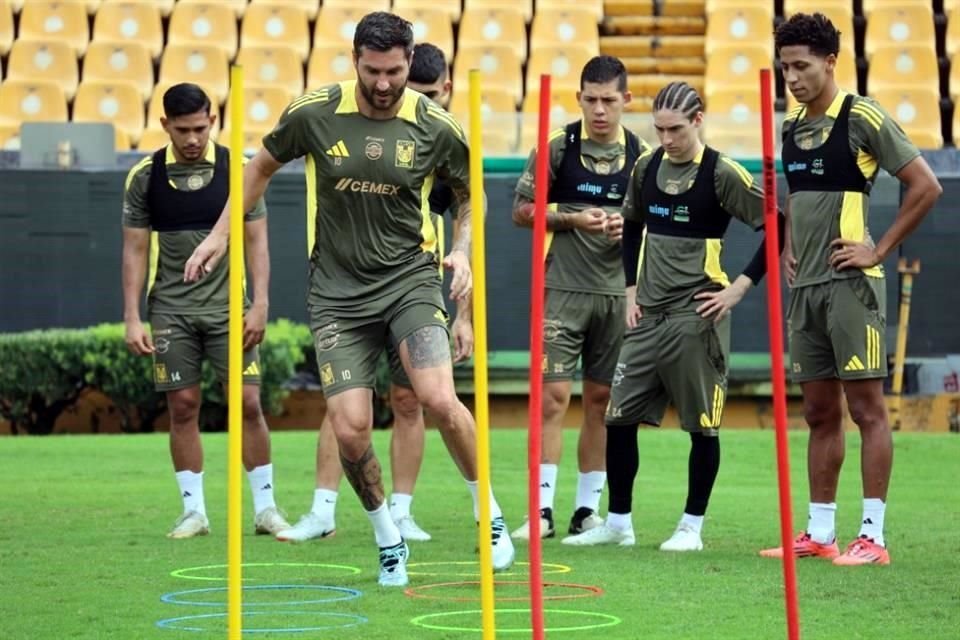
left=576, top=471, right=606, bottom=512
left=366, top=501, right=402, bottom=547
left=176, top=470, right=206, bottom=516
left=311, top=489, right=338, bottom=520
left=859, top=498, right=886, bottom=546
left=389, top=493, right=413, bottom=520
left=606, top=511, right=632, bottom=532
left=539, top=464, right=558, bottom=511
left=465, top=479, right=503, bottom=520
left=807, top=502, right=837, bottom=544
left=680, top=513, right=704, bottom=535
left=246, top=464, right=276, bottom=515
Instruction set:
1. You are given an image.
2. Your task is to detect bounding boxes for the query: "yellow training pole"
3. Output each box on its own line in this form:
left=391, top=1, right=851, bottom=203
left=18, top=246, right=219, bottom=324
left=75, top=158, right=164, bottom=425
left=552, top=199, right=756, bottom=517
left=889, top=258, right=920, bottom=431
left=468, top=69, right=496, bottom=640
left=227, top=65, right=245, bottom=640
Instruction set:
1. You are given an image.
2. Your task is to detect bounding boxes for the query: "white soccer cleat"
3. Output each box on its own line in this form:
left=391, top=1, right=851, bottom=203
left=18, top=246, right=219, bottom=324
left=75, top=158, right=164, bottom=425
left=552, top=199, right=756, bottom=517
left=378, top=540, right=410, bottom=587
left=561, top=523, right=635, bottom=547
left=167, top=510, right=210, bottom=539
left=510, top=508, right=555, bottom=540
left=491, top=516, right=516, bottom=572
left=659, top=523, right=703, bottom=552
left=394, top=515, right=432, bottom=542
left=275, top=512, right=336, bottom=542
left=254, top=506, right=291, bottom=536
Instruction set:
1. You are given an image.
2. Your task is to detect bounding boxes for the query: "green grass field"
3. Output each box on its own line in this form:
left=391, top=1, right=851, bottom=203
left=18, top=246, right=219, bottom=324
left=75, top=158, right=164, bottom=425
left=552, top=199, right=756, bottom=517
left=3, top=428, right=957, bottom=639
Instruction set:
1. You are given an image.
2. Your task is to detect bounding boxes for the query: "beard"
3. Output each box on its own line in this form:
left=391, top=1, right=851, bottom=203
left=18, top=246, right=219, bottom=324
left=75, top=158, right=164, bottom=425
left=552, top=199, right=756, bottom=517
left=358, top=79, right=405, bottom=112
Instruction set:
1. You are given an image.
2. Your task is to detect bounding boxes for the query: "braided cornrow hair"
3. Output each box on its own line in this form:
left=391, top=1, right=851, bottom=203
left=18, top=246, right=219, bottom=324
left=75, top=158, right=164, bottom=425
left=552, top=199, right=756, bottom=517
left=652, top=81, right=704, bottom=121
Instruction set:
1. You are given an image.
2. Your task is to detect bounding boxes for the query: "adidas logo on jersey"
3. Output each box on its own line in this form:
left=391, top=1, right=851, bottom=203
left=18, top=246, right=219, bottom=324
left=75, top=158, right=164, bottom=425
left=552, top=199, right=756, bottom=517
left=325, top=140, right=350, bottom=157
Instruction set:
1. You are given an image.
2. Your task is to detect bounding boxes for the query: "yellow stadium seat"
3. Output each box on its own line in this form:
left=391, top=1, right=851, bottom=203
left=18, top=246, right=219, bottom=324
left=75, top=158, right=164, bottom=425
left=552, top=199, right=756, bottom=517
left=168, top=2, right=238, bottom=60
left=703, top=45, right=771, bottom=96
left=861, top=0, right=932, bottom=19
left=83, top=41, right=154, bottom=101
left=865, top=6, right=935, bottom=60
left=450, top=85, right=519, bottom=154
left=101, top=0, right=175, bottom=18
left=6, top=40, right=79, bottom=100
left=526, top=45, right=594, bottom=92
left=249, top=0, right=319, bottom=21
left=313, top=7, right=366, bottom=49
left=324, top=0, right=389, bottom=10
left=453, top=45, right=523, bottom=104
left=218, top=127, right=269, bottom=154
left=392, top=7, right=454, bottom=61
left=137, top=127, right=170, bottom=151
left=146, top=82, right=221, bottom=131
left=951, top=54, right=960, bottom=101
left=948, top=0, right=960, bottom=20
left=867, top=46, right=939, bottom=93
left=179, top=0, right=247, bottom=18
left=159, top=44, right=230, bottom=105
left=241, top=4, right=309, bottom=63
left=393, top=0, right=461, bottom=23
left=703, top=126, right=763, bottom=157
left=870, top=87, right=943, bottom=149
left=307, top=43, right=355, bottom=88
left=73, top=80, right=145, bottom=144
left=705, top=88, right=760, bottom=126
left=537, top=0, right=603, bottom=22
left=19, top=1, right=89, bottom=57
left=531, top=9, right=599, bottom=57
left=521, top=89, right=580, bottom=151
left=0, top=0, right=13, bottom=57
left=93, top=2, right=164, bottom=60
left=236, top=45, right=303, bottom=98
left=458, top=7, right=527, bottom=62
left=0, top=123, right=20, bottom=150
left=947, top=10, right=959, bottom=60
left=705, top=0, right=772, bottom=16
left=954, top=102, right=960, bottom=146
left=465, top=0, right=533, bottom=24
left=0, top=80, right=68, bottom=126
left=223, top=86, right=290, bottom=133
left=705, top=6, right=774, bottom=58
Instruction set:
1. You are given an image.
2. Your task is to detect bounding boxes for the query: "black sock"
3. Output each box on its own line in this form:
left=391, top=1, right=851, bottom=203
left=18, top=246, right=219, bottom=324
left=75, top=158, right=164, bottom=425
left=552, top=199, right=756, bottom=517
left=684, top=432, right=720, bottom=516
left=606, top=423, right=639, bottom=515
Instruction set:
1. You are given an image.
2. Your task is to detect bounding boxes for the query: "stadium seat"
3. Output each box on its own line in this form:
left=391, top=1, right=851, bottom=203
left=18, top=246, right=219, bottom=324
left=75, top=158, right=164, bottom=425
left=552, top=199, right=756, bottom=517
left=236, top=46, right=303, bottom=99
left=391, top=7, right=454, bottom=61
left=218, top=127, right=269, bottom=155
left=137, top=126, right=171, bottom=150
left=703, top=126, right=763, bottom=157
left=954, top=102, right=960, bottom=146
left=520, top=88, right=580, bottom=150
left=865, top=6, right=935, bottom=60
left=531, top=9, right=600, bottom=57
left=93, top=2, right=164, bottom=60
left=537, top=0, right=603, bottom=22
left=101, top=0, right=175, bottom=18
left=705, top=6, right=774, bottom=57
left=249, top=0, right=319, bottom=21
left=0, top=123, right=19, bottom=150
left=703, top=45, right=771, bottom=97
left=313, top=7, right=367, bottom=49
left=867, top=46, right=939, bottom=93
left=393, top=0, right=462, bottom=23
left=526, top=45, right=594, bottom=92
left=0, top=0, right=13, bottom=57
left=870, top=87, right=943, bottom=149
left=241, top=4, right=310, bottom=63
left=951, top=54, right=960, bottom=101
left=83, top=41, right=154, bottom=101
left=450, top=85, right=519, bottom=154
left=73, top=81, right=146, bottom=144
left=19, top=1, right=89, bottom=57
left=307, top=43, right=355, bottom=88
left=458, top=7, right=527, bottom=62
left=159, top=44, right=230, bottom=105
left=168, top=2, right=238, bottom=60
left=453, top=45, right=523, bottom=104
left=223, top=86, right=290, bottom=133
left=46, top=0, right=102, bottom=15
left=465, top=0, right=533, bottom=24
left=324, top=0, right=389, bottom=9
left=179, top=0, right=247, bottom=18
left=146, top=82, right=221, bottom=131
left=861, top=0, right=932, bottom=19
left=705, top=0, right=771, bottom=14
left=947, top=9, right=959, bottom=60
left=705, top=88, right=760, bottom=126
left=6, top=40, right=79, bottom=101
left=0, top=80, right=68, bottom=127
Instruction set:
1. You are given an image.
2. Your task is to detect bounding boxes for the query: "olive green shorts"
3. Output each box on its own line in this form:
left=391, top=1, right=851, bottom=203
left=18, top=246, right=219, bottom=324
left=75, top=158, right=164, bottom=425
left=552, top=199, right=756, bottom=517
left=310, top=280, right=449, bottom=397
left=148, top=311, right=261, bottom=392
left=542, top=289, right=626, bottom=384
left=605, top=311, right=729, bottom=435
left=788, top=276, right=887, bottom=382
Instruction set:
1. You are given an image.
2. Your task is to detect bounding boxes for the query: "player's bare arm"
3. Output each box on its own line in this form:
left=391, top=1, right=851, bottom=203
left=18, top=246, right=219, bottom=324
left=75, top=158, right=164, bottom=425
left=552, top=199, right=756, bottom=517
left=830, top=156, right=942, bottom=271
left=243, top=216, right=270, bottom=350
left=511, top=193, right=606, bottom=233
left=443, top=184, right=481, bottom=301
left=121, top=226, right=154, bottom=355
left=183, top=149, right=285, bottom=282
left=782, top=197, right=797, bottom=285
left=340, top=445, right=385, bottom=511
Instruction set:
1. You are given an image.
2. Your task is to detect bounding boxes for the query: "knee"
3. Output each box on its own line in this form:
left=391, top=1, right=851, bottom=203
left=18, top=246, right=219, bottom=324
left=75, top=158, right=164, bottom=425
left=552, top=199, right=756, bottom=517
left=328, top=409, right=368, bottom=454
left=242, top=387, right=264, bottom=424
left=847, top=396, right=887, bottom=432
left=803, top=398, right=843, bottom=432
left=419, top=390, right=460, bottom=425
left=168, top=393, right=200, bottom=428
left=542, top=385, right=569, bottom=418
left=584, top=386, right=611, bottom=418
left=391, top=386, right=422, bottom=423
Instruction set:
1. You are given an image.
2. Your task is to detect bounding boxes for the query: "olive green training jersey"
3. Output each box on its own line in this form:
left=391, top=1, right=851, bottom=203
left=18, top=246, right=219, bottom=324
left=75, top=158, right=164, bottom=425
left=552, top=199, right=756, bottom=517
left=622, top=146, right=765, bottom=312
left=783, top=90, right=919, bottom=287
left=122, top=141, right=267, bottom=314
left=265, top=80, right=469, bottom=310
left=516, top=124, right=651, bottom=296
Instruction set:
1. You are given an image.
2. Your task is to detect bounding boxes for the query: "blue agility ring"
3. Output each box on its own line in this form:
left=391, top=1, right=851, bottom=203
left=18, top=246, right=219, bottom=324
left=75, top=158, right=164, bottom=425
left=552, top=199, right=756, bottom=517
left=160, top=584, right=362, bottom=607
left=156, top=610, right=368, bottom=633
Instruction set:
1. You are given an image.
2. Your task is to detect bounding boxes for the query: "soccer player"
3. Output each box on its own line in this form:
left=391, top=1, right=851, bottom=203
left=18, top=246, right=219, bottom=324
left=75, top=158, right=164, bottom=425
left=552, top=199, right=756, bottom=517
left=563, top=81, right=783, bottom=551
left=279, top=42, right=473, bottom=544
left=182, top=13, right=515, bottom=586
left=760, top=13, right=941, bottom=565
left=121, top=83, right=290, bottom=539
left=510, top=55, right=651, bottom=540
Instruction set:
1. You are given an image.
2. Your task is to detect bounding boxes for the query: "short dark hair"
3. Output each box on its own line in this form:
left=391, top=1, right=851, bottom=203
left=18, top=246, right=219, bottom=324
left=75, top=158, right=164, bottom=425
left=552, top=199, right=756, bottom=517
left=775, top=12, right=841, bottom=58
left=353, top=11, right=414, bottom=57
left=409, top=43, right=447, bottom=84
left=580, top=55, right=628, bottom=92
left=163, top=83, right=211, bottom=119
left=652, top=81, right=704, bottom=120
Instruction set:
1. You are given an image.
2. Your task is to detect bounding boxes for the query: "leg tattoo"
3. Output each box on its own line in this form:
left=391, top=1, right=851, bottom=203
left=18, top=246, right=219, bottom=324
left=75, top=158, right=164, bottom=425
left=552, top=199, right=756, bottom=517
left=340, top=445, right=384, bottom=511
left=405, top=325, right=451, bottom=369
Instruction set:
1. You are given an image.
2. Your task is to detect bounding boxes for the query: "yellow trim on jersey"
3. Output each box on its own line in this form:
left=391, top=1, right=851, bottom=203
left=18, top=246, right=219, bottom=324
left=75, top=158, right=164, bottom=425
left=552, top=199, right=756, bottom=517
left=426, top=103, right=464, bottom=137
left=125, top=156, right=152, bottom=190
left=398, top=88, right=421, bottom=123
left=147, top=230, right=159, bottom=293
left=435, top=215, right=445, bottom=277
left=838, top=191, right=883, bottom=277
left=721, top=156, right=753, bottom=188
left=579, top=121, right=627, bottom=146
left=635, top=226, right=647, bottom=283
left=287, top=90, right=331, bottom=114
left=333, top=81, right=420, bottom=124
left=825, top=90, right=848, bottom=118
left=547, top=127, right=565, bottom=144
left=784, top=105, right=804, bottom=122
left=704, top=239, right=731, bottom=287
left=305, top=153, right=317, bottom=256
left=856, top=148, right=879, bottom=179
left=851, top=102, right=884, bottom=131
left=419, top=172, right=438, bottom=254
left=543, top=203, right=558, bottom=261
left=164, top=140, right=215, bottom=165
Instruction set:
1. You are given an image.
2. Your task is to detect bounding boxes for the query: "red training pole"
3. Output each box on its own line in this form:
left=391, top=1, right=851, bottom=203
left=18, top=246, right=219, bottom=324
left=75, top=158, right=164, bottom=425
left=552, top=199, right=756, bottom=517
left=527, top=73, right=550, bottom=640
left=759, top=68, right=801, bottom=640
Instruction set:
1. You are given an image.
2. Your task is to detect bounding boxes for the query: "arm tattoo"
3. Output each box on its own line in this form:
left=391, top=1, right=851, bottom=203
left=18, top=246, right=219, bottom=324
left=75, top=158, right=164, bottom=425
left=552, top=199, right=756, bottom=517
left=339, top=444, right=384, bottom=511
left=451, top=185, right=472, bottom=254
left=404, top=325, right=451, bottom=369
left=510, top=193, right=577, bottom=230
